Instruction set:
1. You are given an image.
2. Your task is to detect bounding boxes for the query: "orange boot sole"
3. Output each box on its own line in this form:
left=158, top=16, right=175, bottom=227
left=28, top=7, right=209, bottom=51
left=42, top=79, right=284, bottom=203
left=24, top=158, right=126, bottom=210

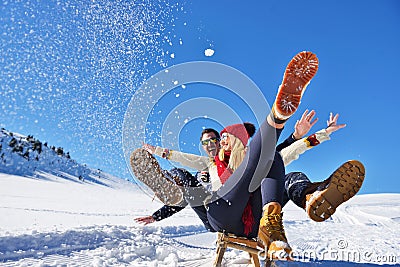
left=273, top=51, right=319, bottom=120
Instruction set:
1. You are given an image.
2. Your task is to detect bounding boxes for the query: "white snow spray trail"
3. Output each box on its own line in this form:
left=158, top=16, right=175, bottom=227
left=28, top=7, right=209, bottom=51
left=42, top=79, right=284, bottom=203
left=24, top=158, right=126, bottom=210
left=0, top=0, right=184, bottom=180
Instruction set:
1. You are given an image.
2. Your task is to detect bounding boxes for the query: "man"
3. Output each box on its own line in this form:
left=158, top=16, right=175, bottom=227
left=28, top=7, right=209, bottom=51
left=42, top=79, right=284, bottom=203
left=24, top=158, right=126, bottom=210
left=134, top=111, right=364, bottom=226
left=134, top=127, right=220, bottom=230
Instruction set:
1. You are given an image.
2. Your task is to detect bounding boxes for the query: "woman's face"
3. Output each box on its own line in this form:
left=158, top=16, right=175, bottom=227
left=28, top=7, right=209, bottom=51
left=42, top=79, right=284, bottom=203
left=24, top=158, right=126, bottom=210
left=220, top=132, right=232, bottom=152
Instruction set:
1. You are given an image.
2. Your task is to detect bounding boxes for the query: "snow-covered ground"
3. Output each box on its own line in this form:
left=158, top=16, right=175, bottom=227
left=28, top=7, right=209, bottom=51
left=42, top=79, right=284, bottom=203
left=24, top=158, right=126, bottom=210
left=0, top=172, right=399, bottom=267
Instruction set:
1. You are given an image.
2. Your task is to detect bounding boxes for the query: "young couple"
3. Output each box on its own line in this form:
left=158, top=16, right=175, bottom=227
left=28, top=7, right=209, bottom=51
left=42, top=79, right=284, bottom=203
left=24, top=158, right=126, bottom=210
left=130, top=51, right=365, bottom=260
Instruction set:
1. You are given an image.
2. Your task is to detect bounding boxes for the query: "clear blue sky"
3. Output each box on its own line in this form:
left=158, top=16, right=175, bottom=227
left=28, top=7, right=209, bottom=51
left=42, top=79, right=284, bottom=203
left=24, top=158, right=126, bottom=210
left=1, top=0, right=399, bottom=194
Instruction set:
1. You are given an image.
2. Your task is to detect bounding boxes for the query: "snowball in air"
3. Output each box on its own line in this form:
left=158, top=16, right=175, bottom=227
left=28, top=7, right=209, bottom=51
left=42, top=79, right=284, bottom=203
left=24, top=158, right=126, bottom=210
left=204, top=49, right=215, bottom=57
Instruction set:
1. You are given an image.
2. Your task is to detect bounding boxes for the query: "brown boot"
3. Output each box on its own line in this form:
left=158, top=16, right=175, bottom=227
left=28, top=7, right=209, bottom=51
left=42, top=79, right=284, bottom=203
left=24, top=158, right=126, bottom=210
left=306, top=160, right=365, bottom=222
left=258, top=202, right=292, bottom=260
left=130, top=148, right=183, bottom=206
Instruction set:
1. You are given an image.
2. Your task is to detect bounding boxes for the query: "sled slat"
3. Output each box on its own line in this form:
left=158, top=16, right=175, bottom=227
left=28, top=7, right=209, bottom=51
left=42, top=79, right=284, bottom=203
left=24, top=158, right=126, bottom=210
left=214, top=232, right=266, bottom=267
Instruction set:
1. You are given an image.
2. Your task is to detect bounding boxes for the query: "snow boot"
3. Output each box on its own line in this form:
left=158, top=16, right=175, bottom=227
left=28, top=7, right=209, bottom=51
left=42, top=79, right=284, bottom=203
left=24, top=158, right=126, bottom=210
left=271, top=51, right=319, bottom=123
left=258, top=203, right=292, bottom=260
left=306, top=160, right=365, bottom=222
left=130, top=148, right=183, bottom=206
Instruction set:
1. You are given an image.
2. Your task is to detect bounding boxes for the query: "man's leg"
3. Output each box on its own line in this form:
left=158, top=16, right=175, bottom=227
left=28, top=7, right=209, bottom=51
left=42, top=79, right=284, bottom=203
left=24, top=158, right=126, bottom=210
left=283, top=172, right=313, bottom=209
left=192, top=205, right=216, bottom=232
left=283, top=160, right=365, bottom=222
left=169, top=168, right=202, bottom=187
left=169, top=168, right=216, bottom=231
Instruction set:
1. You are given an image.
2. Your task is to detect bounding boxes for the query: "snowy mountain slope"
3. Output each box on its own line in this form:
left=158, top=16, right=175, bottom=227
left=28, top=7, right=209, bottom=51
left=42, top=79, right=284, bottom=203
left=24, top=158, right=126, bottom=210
left=0, top=172, right=399, bottom=267
left=0, top=128, right=131, bottom=188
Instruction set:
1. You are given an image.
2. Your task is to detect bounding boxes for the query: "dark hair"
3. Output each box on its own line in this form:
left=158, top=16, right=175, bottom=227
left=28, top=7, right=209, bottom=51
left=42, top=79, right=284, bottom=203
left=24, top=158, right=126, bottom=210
left=243, top=122, right=256, bottom=138
left=200, top=128, right=220, bottom=140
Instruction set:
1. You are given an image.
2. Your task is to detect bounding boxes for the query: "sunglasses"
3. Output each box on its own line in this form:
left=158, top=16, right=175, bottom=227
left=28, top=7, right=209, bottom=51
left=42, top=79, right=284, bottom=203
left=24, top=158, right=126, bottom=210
left=201, top=137, right=220, bottom=145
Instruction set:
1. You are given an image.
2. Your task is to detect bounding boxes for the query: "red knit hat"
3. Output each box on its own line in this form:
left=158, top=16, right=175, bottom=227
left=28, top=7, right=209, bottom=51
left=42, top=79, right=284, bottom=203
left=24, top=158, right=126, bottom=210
left=220, top=122, right=256, bottom=147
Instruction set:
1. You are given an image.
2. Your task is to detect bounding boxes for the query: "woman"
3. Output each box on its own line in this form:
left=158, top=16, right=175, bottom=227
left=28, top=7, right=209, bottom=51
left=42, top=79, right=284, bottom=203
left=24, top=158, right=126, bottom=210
left=204, top=51, right=319, bottom=259
left=208, top=121, right=291, bottom=259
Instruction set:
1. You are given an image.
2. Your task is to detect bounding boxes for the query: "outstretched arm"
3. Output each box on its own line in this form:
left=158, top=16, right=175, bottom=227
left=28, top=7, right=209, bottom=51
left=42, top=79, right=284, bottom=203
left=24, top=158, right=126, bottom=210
left=325, top=112, right=346, bottom=134
left=293, top=109, right=319, bottom=139
left=142, top=143, right=210, bottom=172
left=280, top=112, right=345, bottom=166
left=134, top=205, right=186, bottom=225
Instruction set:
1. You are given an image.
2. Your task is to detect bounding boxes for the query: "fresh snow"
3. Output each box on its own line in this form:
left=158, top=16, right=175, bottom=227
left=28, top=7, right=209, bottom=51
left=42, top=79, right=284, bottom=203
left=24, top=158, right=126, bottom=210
left=0, top=172, right=399, bottom=267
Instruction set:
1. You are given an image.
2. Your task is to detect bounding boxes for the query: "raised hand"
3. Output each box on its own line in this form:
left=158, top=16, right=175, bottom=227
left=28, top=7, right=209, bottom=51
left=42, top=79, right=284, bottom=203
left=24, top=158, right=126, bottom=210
left=134, top=216, right=156, bottom=225
left=326, top=112, right=346, bottom=134
left=293, top=109, right=319, bottom=139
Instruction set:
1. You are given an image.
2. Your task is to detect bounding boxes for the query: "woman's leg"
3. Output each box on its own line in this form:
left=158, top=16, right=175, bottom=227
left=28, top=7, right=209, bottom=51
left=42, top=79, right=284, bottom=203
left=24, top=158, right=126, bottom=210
left=205, top=152, right=285, bottom=238
left=205, top=150, right=286, bottom=237
left=258, top=153, right=293, bottom=259
left=260, top=154, right=286, bottom=207
left=248, top=153, right=286, bottom=238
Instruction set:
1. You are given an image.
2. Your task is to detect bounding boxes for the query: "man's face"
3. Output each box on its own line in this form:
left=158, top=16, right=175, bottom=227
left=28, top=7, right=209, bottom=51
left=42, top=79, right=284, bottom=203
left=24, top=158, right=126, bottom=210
left=201, top=132, right=220, bottom=157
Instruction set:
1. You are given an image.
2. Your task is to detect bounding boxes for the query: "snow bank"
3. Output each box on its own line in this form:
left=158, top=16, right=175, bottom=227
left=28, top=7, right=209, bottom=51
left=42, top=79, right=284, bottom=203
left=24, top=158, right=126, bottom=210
left=0, top=172, right=399, bottom=266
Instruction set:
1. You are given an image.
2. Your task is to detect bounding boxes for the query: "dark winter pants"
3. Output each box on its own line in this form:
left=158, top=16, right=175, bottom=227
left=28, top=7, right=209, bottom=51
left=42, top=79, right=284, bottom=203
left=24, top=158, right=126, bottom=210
left=172, top=167, right=313, bottom=236
left=168, top=168, right=215, bottom=232
left=282, top=171, right=313, bottom=209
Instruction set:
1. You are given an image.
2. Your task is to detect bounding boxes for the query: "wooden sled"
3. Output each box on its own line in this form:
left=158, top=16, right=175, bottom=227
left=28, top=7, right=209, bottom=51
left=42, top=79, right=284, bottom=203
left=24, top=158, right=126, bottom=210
left=213, top=232, right=274, bottom=267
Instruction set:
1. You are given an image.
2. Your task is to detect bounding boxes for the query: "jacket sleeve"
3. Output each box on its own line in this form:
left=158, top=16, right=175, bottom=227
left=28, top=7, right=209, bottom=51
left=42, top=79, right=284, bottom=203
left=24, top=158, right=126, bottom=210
left=151, top=205, right=186, bottom=221
left=154, top=146, right=210, bottom=171
left=280, top=129, right=331, bottom=166
left=276, top=133, right=297, bottom=152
